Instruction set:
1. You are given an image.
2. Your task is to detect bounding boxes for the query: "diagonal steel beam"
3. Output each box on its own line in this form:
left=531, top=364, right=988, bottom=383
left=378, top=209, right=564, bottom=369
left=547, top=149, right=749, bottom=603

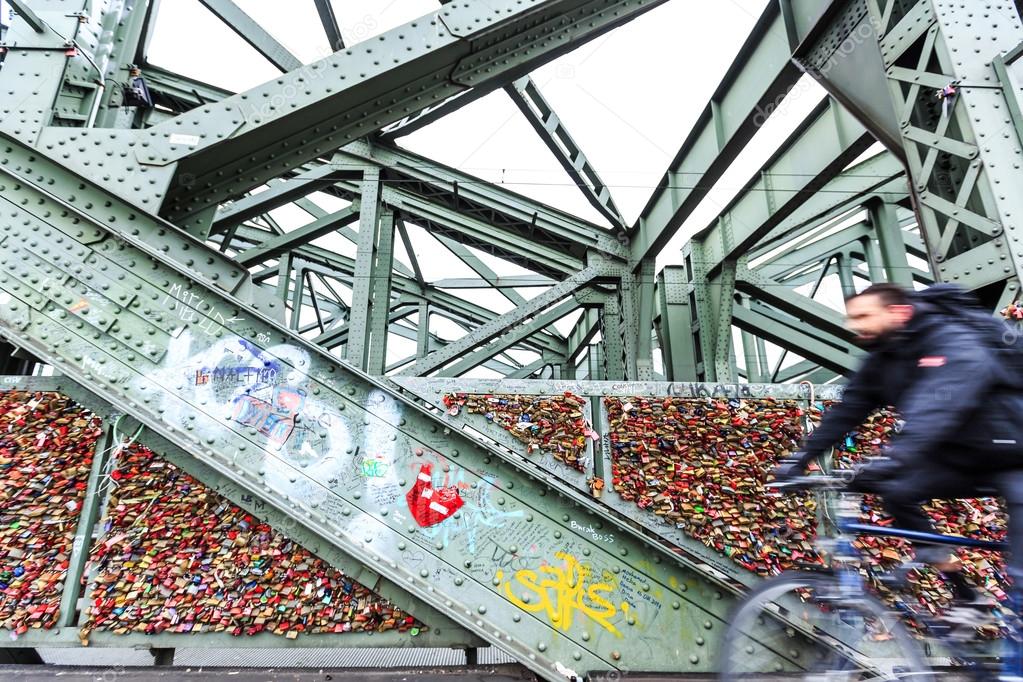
left=732, top=304, right=859, bottom=375
left=399, top=256, right=612, bottom=376
left=436, top=300, right=579, bottom=377
left=197, top=0, right=303, bottom=72
left=7, top=0, right=44, bottom=33
left=628, top=1, right=803, bottom=262
left=213, top=167, right=358, bottom=233
left=313, top=0, right=344, bottom=51
left=436, top=235, right=528, bottom=307
left=748, top=155, right=908, bottom=262
left=235, top=204, right=360, bottom=267
left=696, top=97, right=874, bottom=280
left=758, top=221, right=873, bottom=281
left=505, top=75, right=626, bottom=229
left=735, top=266, right=853, bottom=342
left=430, top=276, right=556, bottom=289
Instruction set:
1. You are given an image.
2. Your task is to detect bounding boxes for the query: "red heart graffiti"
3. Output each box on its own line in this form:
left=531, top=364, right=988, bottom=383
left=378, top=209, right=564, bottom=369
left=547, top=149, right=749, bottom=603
left=406, top=463, right=464, bottom=527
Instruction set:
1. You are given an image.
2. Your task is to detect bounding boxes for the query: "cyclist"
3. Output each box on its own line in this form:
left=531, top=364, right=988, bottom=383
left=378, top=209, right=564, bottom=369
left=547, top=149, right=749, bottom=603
left=772, top=283, right=1023, bottom=678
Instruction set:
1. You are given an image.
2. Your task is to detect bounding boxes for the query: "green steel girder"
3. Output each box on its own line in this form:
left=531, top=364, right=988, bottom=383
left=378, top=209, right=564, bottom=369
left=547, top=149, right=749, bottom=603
left=434, top=235, right=528, bottom=309
left=628, top=1, right=804, bottom=263
left=735, top=274, right=857, bottom=356
left=430, top=275, right=557, bottom=290
left=758, top=222, right=874, bottom=281
left=197, top=0, right=302, bottom=72
left=385, top=329, right=525, bottom=378
left=0, top=132, right=855, bottom=679
left=655, top=267, right=698, bottom=382
left=566, top=307, right=602, bottom=364
left=773, top=360, right=840, bottom=384
left=32, top=0, right=671, bottom=237
left=788, top=0, right=905, bottom=153
left=745, top=152, right=908, bottom=263
left=7, top=0, right=45, bottom=34
left=346, top=173, right=394, bottom=375
left=505, top=75, right=627, bottom=230
left=694, top=97, right=875, bottom=280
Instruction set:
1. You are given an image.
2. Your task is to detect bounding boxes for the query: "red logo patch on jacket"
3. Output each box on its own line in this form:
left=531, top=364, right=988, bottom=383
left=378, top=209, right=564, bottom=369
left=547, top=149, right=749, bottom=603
left=918, top=356, right=946, bottom=367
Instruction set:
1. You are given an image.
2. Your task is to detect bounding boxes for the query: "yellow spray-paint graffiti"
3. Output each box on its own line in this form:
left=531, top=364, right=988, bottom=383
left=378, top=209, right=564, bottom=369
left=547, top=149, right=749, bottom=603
left=495, top=552, right=628, bottom=637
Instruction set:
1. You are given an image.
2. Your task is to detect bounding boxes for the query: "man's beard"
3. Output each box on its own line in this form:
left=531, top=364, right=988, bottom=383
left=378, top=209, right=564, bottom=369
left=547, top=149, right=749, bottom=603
left=852, top=328, right=895, bottom=351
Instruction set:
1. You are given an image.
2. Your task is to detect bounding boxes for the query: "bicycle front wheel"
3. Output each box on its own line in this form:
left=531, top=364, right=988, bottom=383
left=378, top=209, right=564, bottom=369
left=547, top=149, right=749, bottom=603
left=720, top=571, right=933, bottom=682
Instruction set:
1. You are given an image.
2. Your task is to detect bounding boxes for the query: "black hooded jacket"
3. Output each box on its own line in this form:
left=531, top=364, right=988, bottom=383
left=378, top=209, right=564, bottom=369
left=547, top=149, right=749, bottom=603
left=800, top=285, right=1023, bottom=472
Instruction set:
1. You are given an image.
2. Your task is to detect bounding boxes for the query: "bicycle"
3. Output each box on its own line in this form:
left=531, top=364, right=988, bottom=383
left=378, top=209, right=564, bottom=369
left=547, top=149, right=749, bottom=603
left=719, top=471, right=1016, bottom=682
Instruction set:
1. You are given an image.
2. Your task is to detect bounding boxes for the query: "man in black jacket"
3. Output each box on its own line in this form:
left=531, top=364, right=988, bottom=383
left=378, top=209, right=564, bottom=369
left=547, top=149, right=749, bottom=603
left=774, top=284, right=1023, bottom=655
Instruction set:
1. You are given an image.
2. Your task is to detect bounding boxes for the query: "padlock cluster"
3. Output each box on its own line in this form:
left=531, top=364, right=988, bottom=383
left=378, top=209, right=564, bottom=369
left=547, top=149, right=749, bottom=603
left=1001, top=301, right=1023, bottom=320
left=80, top=444, right=421, bottom=642
left=0, top=391, right=100, bottom=635
left=605, top=396, right=820, bottom=576
left=444, top=392, right=591, bottom=470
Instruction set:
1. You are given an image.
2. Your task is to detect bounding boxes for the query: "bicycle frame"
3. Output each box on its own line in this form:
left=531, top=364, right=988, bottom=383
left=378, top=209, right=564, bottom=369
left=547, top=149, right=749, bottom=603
left=809, top=485, right=1009, bottom=677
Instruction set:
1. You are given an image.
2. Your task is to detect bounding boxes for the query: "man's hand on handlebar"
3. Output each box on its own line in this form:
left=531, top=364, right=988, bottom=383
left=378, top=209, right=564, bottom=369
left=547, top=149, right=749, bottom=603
left=769, top=456, right=808, bottom=489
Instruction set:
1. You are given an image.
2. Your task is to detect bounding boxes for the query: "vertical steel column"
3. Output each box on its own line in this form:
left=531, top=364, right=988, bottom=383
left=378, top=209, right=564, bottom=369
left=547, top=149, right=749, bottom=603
left=708, top=258, right=738, bottom=383
left=416, top=301, right=430, bottom=360
left=836, top=251, right=857, bottom=298
left=634, top=259, right=656, bottom=381
left=867, top=199, right=913, bottom=287
left=860, top=235, right=886, bottom=283
left=346, top=169, right=382, bottom=370
left=600, top=297, right=625, bottom=380
left=58, top=420, right=116, bottom=628
left=682, top=241, right=714, bottom=381
left=366, top=209, right=396, bottom=375
left=586, top=344, right=604, bottom=380
left=656, top=266, right=699, bottom=381
left=617, top=272, right=639, bottom=380
left=737, top=296, right=762, bottom=383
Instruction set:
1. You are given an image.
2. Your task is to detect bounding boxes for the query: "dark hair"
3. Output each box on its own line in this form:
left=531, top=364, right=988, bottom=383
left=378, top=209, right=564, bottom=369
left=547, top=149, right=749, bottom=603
left=845, top=283, right=910, bottom=307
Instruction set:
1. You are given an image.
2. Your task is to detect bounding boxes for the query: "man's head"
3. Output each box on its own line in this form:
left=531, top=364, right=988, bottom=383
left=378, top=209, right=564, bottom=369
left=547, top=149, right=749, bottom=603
left=844, top=284, right=914, bottom=348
